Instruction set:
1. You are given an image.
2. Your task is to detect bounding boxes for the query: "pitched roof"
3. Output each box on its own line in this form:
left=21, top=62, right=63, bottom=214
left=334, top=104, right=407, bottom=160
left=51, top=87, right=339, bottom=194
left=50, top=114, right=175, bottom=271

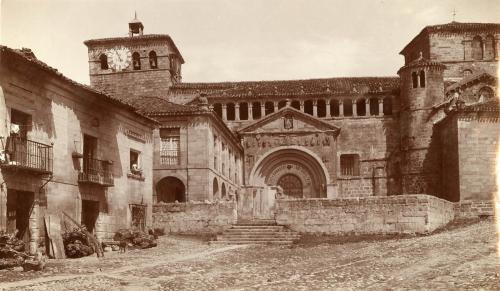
left=461, top=99, right=500, bottom=112
left=84, top=34, right=184, bottom=63
left=0, top=45, right=156, bottom=124
left=401, top=22, right=500, bottom=55
left=170, top=77, right=399, bottom=99
left=445, top=71, right=497, bottom=93
left=127, top=96, right=201, bottom=115
left=397, top=56, right=446, bottom=73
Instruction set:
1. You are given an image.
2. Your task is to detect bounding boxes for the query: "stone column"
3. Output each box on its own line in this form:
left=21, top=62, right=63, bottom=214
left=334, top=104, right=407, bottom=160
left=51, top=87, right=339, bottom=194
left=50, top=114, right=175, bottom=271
left=260, top=103, right=265, bottom=117
left=29, top=202, right=39, bottom=254
left=325, top=99, right=331, bottom=117
left=313, top=100, right=318, bottom=117
left=222, top=103, right=227, bottom=120
left=339, top=100, right=344, bottom=117
left=352, top=100, right=357, bottom=117
left=300, top=101, right=304, bottom=112
left=365, top=99, right=370, bottom=116
left=235, top=104, right=240, bottom=121
left=248, top=104, right=253, bottom=120
left=378, top=99, right=384, bottom=116
left=274, top=101, right=279, bottom=112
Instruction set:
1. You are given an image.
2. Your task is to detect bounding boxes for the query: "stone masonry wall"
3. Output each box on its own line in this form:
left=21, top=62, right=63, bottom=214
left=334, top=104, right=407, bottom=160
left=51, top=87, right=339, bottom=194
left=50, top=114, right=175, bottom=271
left=454, top=200, right=495, bottom=219
left=275, top=195, right=455, bottom=235
left=152, top=201, right=237, bottom=234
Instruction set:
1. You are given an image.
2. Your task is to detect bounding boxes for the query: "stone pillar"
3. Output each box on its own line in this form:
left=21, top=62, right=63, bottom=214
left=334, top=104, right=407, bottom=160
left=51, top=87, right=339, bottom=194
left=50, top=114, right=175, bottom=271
left=222, top=103, right=227, bottom=120
left=365, top=99, right=370, bottom=116
left=300, top=101, right=304, bottom=112
left=260, top=103, right=265, bottom=117
left=378, top=99, right=384, bottom=116
left=29, top=202, right=39, bottom=254
left=313, top=100, right=318, bottom=117
left=248, top=104, right=253, bottom=120
left=325, top=99, right=331, bottom=117
left=339, top=100, right=344, bottom=117
left=274, top=101, right=279, bottom=112
left=0, top=186, right=6, bottom=232
left=235, top=104, right=240, bottom=121
left=352, top=100, right=357, bottom=117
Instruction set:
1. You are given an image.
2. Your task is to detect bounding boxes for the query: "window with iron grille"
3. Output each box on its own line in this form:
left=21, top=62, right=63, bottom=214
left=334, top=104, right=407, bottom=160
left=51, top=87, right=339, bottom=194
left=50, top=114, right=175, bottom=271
left=160, top=128, right=180, bottom=165
left=340, top=154, right=360, bottom=176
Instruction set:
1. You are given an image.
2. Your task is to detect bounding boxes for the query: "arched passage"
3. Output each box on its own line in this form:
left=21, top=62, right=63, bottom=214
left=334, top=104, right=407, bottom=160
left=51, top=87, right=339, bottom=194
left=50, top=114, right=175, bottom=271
left=212, top=177, right=219, bottom=200
left=156, top=177, right=186, bottom=203
left=221, top=183, right=227, bottom=198
left=249, top=147, right=329, bottom=198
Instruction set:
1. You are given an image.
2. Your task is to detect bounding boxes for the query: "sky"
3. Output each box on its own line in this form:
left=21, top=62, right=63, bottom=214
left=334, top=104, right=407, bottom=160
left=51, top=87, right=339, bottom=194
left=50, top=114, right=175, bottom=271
left=1, top=0, right=499, bottom=85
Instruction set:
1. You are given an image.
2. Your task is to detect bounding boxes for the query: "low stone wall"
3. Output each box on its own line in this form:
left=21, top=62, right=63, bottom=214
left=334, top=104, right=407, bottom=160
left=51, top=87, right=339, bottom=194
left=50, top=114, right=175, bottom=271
left=152, top=201, right=237, bottom=234
left=454, top=200, right=495, bottom=219
left=275, top=195, right=455, bottom=235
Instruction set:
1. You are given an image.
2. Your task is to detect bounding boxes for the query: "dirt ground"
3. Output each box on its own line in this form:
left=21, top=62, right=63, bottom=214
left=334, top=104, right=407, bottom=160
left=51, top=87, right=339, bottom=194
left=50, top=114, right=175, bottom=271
left=0, top=219, right=499, bottom=290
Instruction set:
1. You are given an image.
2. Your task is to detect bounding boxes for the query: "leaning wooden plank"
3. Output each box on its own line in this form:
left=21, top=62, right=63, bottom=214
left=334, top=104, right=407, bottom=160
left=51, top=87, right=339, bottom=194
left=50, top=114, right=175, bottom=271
left=44, top=215, right=66, bottom=259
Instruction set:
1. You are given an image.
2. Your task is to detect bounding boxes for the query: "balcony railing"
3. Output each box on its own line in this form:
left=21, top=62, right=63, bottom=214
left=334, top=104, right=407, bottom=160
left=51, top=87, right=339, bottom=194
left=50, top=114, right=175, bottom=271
left=0, top=137, right=53, bottom=174
left=78, top=157, right=114, bottom=187
left=160, top=149, right=179, bottom=165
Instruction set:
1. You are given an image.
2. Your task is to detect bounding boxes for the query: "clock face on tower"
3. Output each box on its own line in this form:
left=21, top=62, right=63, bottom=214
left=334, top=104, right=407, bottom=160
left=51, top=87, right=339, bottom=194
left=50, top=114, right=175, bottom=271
left=106, top=47, right=132, bottom=71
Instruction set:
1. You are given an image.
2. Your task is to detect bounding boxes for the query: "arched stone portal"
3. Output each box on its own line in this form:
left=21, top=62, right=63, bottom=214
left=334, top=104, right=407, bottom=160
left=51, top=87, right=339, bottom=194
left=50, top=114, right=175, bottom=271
left=156, top=177, right=186, bottom=203
left=249, top=147, right=329, bottom=198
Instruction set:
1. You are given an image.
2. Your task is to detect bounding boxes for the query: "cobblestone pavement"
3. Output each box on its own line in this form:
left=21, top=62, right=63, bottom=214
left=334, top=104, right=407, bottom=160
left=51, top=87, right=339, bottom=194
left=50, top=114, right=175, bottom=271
left=1, top=220, right=499, bottom=290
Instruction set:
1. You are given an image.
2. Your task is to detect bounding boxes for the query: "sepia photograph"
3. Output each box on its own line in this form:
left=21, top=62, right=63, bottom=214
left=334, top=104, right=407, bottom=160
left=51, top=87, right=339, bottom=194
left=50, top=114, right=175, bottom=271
left=0, top=0, right=499, bottom=289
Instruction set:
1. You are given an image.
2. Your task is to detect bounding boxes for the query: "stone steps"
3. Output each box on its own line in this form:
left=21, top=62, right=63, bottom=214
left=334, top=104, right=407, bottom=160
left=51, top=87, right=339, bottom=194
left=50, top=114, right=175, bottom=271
left=216, top=221, right=300, bottom=245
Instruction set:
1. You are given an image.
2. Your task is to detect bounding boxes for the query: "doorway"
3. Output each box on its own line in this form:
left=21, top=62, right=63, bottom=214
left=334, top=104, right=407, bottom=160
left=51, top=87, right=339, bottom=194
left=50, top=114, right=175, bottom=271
left=81, top=200, right=99, bottom=233
left=131, top=204, right=146, bottom=231
left=6, top=189, right=34, bottom=244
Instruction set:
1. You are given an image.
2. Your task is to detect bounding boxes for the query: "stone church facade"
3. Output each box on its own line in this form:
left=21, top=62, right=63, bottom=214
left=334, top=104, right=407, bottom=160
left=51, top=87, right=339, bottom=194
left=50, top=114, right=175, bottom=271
left=1, top=18, right=499, bottom=249
left=85, top=19, right=499, bottom=205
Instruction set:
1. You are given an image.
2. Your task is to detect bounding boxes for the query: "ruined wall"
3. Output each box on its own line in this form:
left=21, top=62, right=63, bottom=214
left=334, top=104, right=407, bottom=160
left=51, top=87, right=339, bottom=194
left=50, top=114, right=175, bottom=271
left=275, top=195, right=455, bottom=235
left=152, top=201, right=237, bottom=234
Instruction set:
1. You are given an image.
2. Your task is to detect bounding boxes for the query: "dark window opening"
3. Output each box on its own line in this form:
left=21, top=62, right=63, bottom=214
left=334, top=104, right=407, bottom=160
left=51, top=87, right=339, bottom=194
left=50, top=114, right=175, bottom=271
left=472, top=36, right=484, bottom=60
left=226, top=103, right=235, bottom=120
left=317, top=99, right=326, bottom=117
left=291, top=100, right=300, bottom=110
left=149, top=51, right=158, bottom=69
left=278, top=100, right=287, bottom=109
left=304, top=100, right=313, bottom=115
left=419, top=70, right=425, bottom=88
left=343, top=101, right=353, bottom=116
left=340, top=154, right=360, bottom=176
left=330, top=100, right=339, bottom=117
left=221, top=183, right=226, bottom=198
left=130, top=150, right=141, bottom=174
left=369, top=98, right=379, bottom=116
left=212, top=178, right=219, bottom=199
left=213, top=103, right=222, bottom=118
left=412, top=72, right=418, bottom=88
left=383, top=98, right=393, bottom=115
left=10, top=109, right=31, bottom=138
left=463, top=69, right=473, bottom=77
left=484, top=35, right=495, bottom=60
left=356, top=99, right=366, bottom=116
left=265, top=101, right=274, bottom=115
left=479, top=87, right=494, bottom=101
left=252, top=102, right=261, bottom=119
left=99, top=54, right=108, bottom=70
left=239, top=103, right=248, bottom=120
left=132, top=52, right=141, bottom=70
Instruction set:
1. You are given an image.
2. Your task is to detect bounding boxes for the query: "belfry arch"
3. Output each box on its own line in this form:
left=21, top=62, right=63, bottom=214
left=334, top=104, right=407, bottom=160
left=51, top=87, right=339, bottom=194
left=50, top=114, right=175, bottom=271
left=248, top=147, right=330, bottom=198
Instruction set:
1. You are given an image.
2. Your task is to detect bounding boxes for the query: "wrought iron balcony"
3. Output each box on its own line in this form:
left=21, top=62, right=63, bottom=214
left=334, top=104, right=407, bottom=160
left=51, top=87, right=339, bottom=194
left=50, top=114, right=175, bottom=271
left=78, top=157, right=114, bottom=187
left=0, top=136, right=53, bottom=174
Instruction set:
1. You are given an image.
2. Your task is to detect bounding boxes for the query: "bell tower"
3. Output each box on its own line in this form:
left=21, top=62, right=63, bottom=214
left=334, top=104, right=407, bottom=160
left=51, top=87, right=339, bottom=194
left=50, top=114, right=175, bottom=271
left=84, top=15, right=184, bottom=101
left=397, top=53, right=446, bottom=195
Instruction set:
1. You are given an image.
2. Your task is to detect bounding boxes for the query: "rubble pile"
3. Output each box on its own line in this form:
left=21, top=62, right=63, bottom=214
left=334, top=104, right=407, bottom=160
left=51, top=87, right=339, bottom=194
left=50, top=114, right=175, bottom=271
left=0, top=231, right=46, bottom=271
left=62, top=229, right=95, bottom=258
left=114, top=229, right=157, bottom=249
